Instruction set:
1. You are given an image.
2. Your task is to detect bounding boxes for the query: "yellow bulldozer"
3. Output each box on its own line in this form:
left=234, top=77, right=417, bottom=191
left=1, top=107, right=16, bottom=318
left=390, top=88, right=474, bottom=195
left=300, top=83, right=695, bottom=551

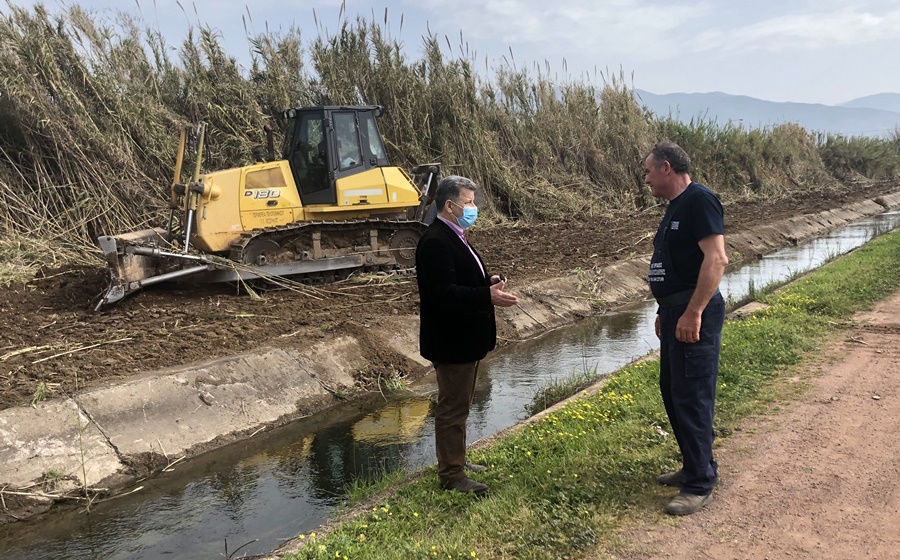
left=95, top=105, right=440, bottom=309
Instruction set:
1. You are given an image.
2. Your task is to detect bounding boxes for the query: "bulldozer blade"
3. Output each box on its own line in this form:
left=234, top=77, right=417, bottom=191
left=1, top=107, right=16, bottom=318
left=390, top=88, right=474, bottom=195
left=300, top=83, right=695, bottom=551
left=95, top=228, right=208, bottom=310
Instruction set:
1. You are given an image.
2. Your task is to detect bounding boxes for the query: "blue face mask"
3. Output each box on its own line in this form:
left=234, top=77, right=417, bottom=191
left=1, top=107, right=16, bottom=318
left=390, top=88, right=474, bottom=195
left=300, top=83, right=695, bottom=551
left=450, top=200, right=478, bottom=229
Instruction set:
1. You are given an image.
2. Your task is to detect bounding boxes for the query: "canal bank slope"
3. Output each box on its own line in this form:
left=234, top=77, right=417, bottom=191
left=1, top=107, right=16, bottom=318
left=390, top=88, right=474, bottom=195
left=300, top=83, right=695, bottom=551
left=1, top=188, right=900, bottom=523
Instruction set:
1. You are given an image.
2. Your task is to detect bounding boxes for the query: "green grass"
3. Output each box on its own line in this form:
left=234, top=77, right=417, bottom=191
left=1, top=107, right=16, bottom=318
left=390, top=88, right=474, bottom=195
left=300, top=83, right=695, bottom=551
left=30, top=381, right=49, bottom=407
left=279, top=228, right=900, bottom=560
left=524, top=365, right=605, bottom=416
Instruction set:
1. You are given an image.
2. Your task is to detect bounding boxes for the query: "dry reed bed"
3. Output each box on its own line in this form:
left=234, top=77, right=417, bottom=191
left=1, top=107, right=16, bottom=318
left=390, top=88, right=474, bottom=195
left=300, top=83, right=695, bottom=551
left=0, top=3, right=898, bottom=281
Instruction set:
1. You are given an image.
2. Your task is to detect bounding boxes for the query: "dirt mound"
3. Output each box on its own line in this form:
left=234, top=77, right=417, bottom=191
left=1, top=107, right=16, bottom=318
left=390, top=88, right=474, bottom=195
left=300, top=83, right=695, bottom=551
left=0, top=180, right=894, bottom=411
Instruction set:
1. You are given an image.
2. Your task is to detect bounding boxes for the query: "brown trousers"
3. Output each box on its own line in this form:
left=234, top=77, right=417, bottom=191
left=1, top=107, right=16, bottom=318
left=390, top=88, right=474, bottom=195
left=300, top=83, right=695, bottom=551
left=433, top=361, right=479, bottom=485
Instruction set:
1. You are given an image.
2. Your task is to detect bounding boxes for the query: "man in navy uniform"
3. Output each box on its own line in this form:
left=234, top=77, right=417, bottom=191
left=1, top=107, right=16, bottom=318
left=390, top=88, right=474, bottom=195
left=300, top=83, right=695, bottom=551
left=644, top=141, right=729, bottom=515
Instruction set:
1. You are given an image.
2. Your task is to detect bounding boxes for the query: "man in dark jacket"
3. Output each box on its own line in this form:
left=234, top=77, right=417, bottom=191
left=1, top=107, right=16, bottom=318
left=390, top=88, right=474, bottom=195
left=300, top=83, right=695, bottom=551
left=416, top=175, right=519, bottom=496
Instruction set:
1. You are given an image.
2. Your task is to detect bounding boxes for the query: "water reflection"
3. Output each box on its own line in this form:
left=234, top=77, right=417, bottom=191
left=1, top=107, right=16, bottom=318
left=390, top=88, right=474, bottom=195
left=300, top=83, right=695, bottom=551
left=351, top=399, right=431, bottom=446
left=0, top=398, right=438, bottom=560
left=2, top=210, right=898, bottom=560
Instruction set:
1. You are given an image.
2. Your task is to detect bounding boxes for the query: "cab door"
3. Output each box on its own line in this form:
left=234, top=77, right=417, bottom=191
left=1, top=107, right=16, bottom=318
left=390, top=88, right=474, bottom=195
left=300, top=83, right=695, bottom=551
left=288, top=110, right=336, bottom=205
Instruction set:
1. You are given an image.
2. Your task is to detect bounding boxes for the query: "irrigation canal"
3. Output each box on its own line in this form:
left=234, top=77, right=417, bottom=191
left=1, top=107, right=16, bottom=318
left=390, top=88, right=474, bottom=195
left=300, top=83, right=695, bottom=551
left=1, top=210, right=899, bottom=560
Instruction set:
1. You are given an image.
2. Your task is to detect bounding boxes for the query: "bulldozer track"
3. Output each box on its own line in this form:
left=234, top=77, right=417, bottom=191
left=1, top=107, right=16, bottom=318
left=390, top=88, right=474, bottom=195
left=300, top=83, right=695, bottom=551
left=225, top=218, right=427, bottom=283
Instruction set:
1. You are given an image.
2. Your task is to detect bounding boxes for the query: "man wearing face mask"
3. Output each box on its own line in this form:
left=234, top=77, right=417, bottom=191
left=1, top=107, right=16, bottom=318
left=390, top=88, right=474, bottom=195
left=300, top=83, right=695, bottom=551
left=415, top=175, right=519, bottom=496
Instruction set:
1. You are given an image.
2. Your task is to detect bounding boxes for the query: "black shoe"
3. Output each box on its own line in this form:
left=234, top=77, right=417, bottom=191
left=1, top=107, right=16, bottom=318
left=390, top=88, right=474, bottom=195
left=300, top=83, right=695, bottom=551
left=656, top=469, right=685, bottom=487
left=441, top=476, right=489, bottom=497
left=465, top=461, right=488, bottom=473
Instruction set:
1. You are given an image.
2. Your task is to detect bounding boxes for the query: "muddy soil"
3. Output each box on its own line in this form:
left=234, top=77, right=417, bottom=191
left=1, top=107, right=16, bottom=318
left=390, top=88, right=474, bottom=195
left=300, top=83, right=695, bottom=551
left=610, top=287, right=900, bottom=560
left=0, top=181, right=894, bottom=412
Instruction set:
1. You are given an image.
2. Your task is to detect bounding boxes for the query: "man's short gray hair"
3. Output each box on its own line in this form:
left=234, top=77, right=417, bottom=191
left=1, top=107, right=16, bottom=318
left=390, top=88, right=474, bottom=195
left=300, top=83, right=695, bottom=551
left=646, top=141, right=691, bottom=174
left=434, top=175, right=477, bottom=209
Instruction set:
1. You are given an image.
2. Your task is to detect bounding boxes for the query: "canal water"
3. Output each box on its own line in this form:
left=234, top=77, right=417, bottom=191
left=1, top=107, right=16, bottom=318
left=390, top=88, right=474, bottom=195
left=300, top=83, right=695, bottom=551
left=2, top=210, right=898, bottom=560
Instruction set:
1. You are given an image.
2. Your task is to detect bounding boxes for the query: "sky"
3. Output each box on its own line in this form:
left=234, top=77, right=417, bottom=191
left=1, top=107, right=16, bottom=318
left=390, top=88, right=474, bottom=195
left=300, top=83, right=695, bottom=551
left=18, top=0, right=900, bottom=105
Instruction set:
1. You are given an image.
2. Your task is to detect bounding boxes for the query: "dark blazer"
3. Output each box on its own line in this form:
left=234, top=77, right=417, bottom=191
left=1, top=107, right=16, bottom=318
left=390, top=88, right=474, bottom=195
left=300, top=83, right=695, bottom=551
left=416, top=218, right=496, bottom=363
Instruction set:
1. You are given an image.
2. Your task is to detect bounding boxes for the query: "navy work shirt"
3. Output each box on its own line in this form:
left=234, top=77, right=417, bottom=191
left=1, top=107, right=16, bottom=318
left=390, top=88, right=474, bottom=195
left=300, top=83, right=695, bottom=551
left=649, top=182, right=724, bottom=300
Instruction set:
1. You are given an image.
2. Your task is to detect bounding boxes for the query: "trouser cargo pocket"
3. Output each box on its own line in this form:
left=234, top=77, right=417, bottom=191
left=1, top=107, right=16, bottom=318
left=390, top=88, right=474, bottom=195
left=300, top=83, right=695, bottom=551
left=683, top=341, right=718, bottom=378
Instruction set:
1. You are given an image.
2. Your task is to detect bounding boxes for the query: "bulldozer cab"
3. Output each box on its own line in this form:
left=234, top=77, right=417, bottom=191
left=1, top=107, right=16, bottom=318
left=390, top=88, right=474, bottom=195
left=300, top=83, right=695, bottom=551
left=281, top=106, right=391, bottom=206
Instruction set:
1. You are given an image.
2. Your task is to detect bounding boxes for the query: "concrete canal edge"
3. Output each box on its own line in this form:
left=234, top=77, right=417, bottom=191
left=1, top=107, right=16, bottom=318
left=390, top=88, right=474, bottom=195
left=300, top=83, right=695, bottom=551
left=2, top=191, right=900, bottom=523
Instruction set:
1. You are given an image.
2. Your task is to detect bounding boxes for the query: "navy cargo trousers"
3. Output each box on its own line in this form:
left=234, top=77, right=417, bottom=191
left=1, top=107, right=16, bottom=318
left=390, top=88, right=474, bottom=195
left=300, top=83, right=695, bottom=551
left=658, top=292, right=725, bottom=496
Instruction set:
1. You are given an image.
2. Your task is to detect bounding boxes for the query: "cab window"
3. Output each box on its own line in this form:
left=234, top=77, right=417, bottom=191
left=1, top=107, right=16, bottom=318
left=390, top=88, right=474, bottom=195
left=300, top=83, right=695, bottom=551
left=334, top=112, right=362, bottom=172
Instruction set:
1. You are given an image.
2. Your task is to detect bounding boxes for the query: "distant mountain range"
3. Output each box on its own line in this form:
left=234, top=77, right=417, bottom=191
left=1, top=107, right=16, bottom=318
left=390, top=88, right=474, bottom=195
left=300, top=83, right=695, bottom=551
left=633, top=90, right=900, bottom=138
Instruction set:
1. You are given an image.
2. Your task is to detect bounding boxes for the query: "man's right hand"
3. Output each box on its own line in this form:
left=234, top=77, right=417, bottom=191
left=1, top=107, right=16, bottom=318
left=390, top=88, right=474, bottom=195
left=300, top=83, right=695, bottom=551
left=490, top=280, right=519, bottom=307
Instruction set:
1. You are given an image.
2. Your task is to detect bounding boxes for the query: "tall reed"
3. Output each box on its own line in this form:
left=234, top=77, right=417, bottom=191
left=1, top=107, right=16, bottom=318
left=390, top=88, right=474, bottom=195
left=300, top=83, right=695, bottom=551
left=0, top=3, right=897, bottom=275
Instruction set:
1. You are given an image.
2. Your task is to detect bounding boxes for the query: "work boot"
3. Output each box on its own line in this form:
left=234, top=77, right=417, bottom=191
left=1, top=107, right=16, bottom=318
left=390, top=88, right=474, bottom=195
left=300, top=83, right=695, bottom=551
left=666, top=491, right=713, bottom=515
left=656, top=469, right=685, bottom=487
left=441, top=476, right=489, bottom=497
left=465, top=461, right=488, bottom=473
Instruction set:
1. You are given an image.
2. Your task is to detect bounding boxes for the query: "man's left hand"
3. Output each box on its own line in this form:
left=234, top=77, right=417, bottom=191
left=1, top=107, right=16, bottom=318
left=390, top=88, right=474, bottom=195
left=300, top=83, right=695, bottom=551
left=490, top=280, right=519, bottom=307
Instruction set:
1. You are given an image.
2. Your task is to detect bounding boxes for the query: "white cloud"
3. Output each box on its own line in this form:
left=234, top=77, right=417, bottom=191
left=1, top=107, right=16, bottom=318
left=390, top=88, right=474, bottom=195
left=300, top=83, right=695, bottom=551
left=9, top=0, right=899, bottom=102
left=411, top=0, right=707, bottom=64
left=695, top=7, right=900, bottom=53
left=406, top=1, right=900, bottom=99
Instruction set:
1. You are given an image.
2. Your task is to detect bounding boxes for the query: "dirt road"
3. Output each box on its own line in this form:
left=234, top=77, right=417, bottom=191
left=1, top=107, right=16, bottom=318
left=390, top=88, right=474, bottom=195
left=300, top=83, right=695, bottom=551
left=615, top=289, right=900, bottom=559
